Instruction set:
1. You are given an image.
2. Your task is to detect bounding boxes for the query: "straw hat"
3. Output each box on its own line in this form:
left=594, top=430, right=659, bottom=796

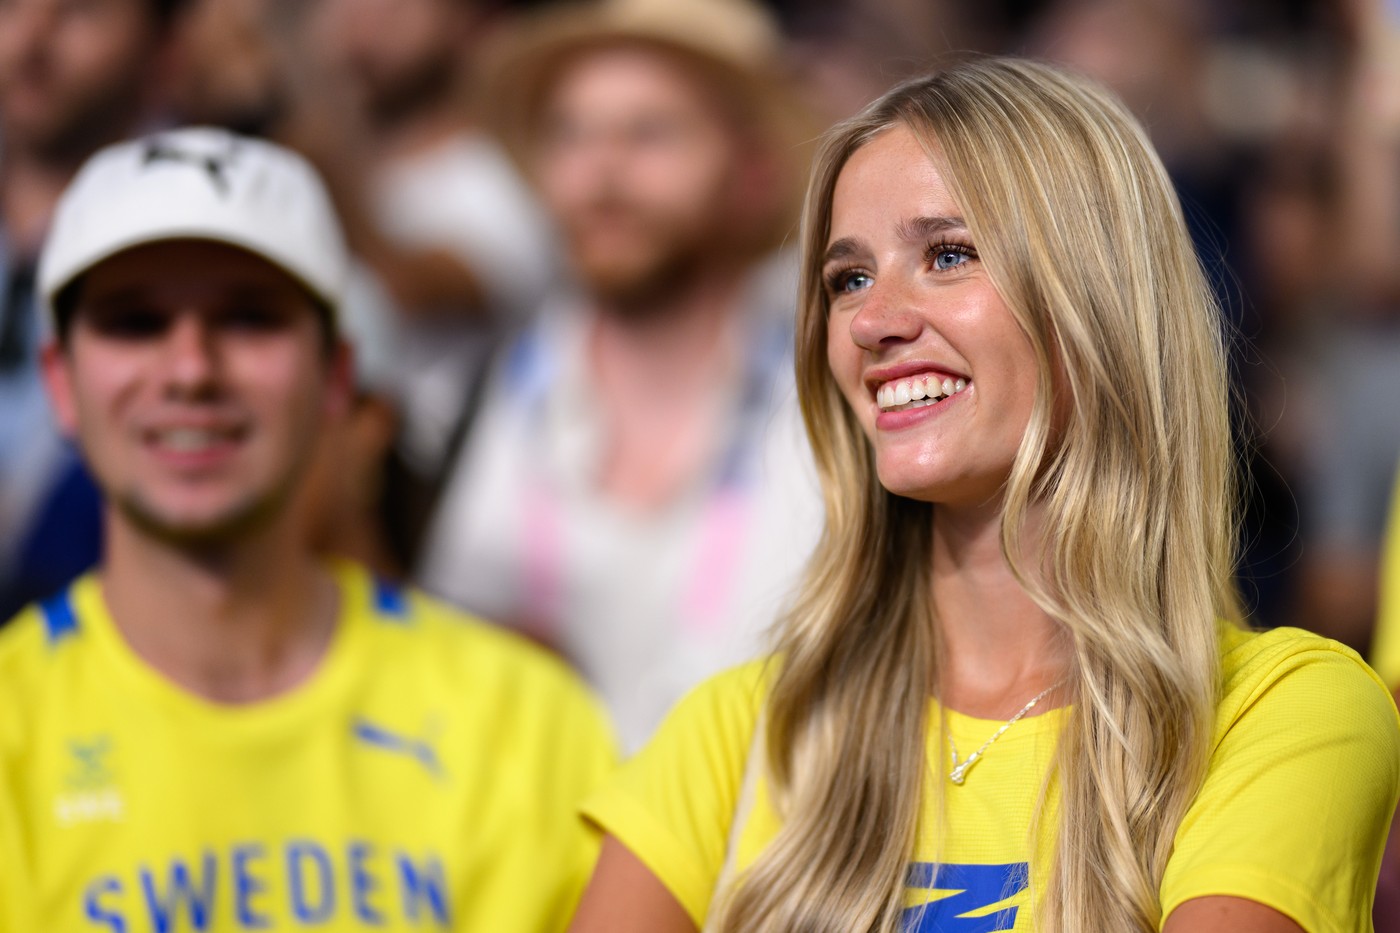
left=482, top=0, right=816, bottom=254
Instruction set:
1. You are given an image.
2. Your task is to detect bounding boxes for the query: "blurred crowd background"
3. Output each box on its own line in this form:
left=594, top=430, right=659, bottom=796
left=2, top=0, right=1399, bottom=815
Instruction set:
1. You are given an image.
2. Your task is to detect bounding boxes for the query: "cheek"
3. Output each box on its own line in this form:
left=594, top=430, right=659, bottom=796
left=67, top=369, right=136, bottom=464
left=824, top=323, right=845, bottom=393
left=640, top=144, right=729, bottom=216
left=825, top=316, right=866, bottom=414
left=65, top=353, right=143, bottom=428
left=991, top=346, right=1043, bottom=453
left=534, top=140, right=599, bottom=208
left=232, top=349, right=322, bottom=418
left=68, top=19, right=142, bottom=75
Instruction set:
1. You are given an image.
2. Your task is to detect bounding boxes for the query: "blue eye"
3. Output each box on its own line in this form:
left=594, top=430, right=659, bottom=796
left=841, top=271, right=873, bottom=292
left=824, top=267, right=873, bottom=296
left=932, top=248, right=971, bottom=271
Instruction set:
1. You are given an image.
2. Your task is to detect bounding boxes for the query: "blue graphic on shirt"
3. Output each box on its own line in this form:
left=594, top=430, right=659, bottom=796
left=371, top=577, right=409, bottom=619
left=901, top=862, right=1028, bottom=932
left=351, top=718, right=444, bottom=779
left=81, top=839, right=451, bottom=930
left=39, top=589, right=81, bottom=646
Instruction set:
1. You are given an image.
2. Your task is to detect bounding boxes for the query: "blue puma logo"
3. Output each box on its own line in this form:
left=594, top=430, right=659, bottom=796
left=351, top=718, right=445, bottom=780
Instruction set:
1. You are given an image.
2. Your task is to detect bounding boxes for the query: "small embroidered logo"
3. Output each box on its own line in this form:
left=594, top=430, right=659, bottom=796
left=142, top=138, right=239, bottom=195
left=55, top=736, right=124, bottom=826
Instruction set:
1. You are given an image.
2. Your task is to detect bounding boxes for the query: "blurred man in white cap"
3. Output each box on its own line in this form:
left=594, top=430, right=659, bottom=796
left=415, top=0, right=824, bottom=750
left=0, top=127, right=614, bottom=932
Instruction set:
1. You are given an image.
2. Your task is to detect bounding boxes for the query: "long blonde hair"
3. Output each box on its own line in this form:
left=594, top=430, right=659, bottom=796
left=711, top=58, right=1242, bottom=932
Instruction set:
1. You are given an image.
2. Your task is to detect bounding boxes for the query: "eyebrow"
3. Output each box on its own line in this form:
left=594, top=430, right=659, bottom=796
left=822, top=237, right=863, bottom=265
left=822, top=215, right=970, bottom=266
left=895, top=215, right=969, bottom=242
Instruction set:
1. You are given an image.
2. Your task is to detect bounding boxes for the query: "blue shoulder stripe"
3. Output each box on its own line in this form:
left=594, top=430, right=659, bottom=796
left=39, top=591, right=80, bottom=646
left=372, top=576, right=410, bottom=622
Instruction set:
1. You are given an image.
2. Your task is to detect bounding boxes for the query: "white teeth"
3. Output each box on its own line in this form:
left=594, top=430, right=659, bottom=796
left=156, top=428, right=223, bottom=451
left=875, top=374, right=969, bottom=412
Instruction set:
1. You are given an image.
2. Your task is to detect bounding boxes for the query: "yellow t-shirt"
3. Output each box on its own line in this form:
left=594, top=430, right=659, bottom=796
left=583, top=625, right=1400, bottom=932
left=1371, top=469, right=1400, bottom=690
left=0, top=563, right=618, bottom=933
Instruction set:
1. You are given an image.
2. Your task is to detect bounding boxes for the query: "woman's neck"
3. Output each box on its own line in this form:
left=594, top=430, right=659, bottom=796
left=929, top=501, right=1071, bottom=718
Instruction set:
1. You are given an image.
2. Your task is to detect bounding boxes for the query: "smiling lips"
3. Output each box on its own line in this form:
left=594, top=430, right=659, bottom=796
left=145, top=424, right=246, bottom=458
left=875, top=374, right=969, bottom=412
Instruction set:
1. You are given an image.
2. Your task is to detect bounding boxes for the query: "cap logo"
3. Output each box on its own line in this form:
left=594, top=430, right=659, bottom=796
left=141, top=138, right=240, bottom=196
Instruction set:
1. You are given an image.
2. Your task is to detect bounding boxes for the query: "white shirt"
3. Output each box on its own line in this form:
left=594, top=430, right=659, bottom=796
left=416, top=267, right=824, bottom=749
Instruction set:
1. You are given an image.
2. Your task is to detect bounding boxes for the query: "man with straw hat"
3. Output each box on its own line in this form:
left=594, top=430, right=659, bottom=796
left=416, top=0, right=824, bottom=751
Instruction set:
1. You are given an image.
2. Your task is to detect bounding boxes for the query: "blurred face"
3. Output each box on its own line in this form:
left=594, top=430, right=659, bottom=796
left=534, top=46, right=742, bottom=309
left=313, top=0, right=464, bottom=126
left=0, top=0, right=161, bottom=159
left=168, top=0, right=284, bottom=131
left=42, top=241, right=352, bottom=546
left=824, top=125, right=1039, bottom=507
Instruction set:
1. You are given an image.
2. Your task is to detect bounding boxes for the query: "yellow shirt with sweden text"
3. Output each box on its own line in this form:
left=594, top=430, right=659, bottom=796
left=583, top=625, right=1400, bottom=932
left=0, top=562, right=618, bottom=933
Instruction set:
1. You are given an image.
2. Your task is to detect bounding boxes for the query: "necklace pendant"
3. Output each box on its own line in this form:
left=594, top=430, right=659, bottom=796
left=943, top=678, right=1065, bottom=788
left=948, top=751, right=970, bottom=785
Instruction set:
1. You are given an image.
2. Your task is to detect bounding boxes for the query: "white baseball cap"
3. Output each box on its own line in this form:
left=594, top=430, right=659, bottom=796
left=38, top=127, right=349, bottom=324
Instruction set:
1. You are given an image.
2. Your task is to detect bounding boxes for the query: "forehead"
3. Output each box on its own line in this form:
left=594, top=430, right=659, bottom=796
left=77, top=240, right=316, bottom=309
left=829, top=125, right=962, bottom=237
left=541, top=43, right=728, bottom=125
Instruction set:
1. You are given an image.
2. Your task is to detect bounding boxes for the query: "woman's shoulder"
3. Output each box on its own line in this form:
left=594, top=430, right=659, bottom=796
left=580, top=658, right=779, bottom=927
left=1215, top=623, right=1398, bottom=742
left=650, top=658, right=775, bottom=753
left=1160, top=624, right=1400, bottom=929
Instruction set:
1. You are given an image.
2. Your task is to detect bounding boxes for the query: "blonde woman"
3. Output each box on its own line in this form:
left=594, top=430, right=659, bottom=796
left=568, top=58, right=1400, bottom=933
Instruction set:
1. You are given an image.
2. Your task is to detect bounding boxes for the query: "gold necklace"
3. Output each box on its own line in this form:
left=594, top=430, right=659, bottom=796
left=947, top=680, right=1064, bottom=785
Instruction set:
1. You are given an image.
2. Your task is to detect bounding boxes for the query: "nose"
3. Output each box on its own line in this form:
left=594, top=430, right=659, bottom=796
left=847, top=275, right=924, bottom=353
left=160, top=314, right=221, bottom=398
left=544, top=119, right=631, bottom=194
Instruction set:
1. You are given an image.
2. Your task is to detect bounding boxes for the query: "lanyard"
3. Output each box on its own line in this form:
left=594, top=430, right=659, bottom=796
left=513, top=315, right=789, bottom=643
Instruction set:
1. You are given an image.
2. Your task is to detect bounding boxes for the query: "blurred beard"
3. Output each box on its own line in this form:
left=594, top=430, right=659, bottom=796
left=1, top=54, right=148, bottom=165
left=562, top=198, right=714, bottom=319
left=113, top=478, right=295, bottom=552
left=177, top=82, right=289, bottom=139
left=357, top=51, right=456, bottom=131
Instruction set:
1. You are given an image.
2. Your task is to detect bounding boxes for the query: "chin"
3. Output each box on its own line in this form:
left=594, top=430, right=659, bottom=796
left=876, top=478, right=939, bottom=504
left=577, top=252, right=662, bottom=292
left=874, top=464, right=997, bottom=509
left=873, top=453, right=934, bottom=498
left=116, top=488, right=286, bottom=547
